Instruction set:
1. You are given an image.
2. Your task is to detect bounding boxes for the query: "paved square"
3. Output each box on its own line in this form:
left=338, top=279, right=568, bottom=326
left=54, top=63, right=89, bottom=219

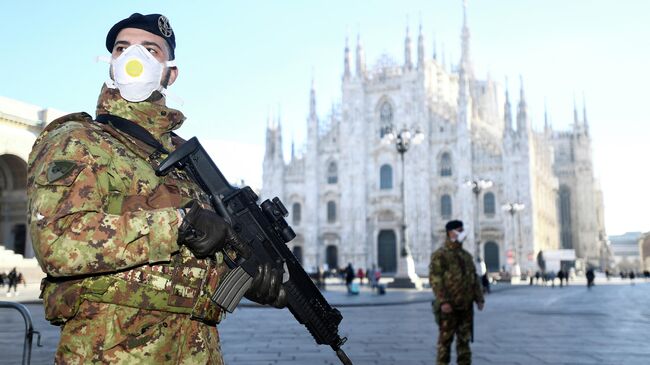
left=1, top=281, right=648, bottom=364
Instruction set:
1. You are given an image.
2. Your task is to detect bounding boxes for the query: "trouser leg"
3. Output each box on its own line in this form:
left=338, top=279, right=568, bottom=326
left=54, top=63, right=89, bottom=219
left=436, top=312, right=457, bottom=364
left=456, top=310, right=473, bottom=365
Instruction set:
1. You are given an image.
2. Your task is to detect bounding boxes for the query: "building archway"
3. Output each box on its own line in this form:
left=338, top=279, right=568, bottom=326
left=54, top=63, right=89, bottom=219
left=0, top=154, right=29, bottom=255
left=484, top=241, right=500, bottom=272
left=326, top=245, right=338, bottom=271
left=377, top=229, right=397, bottom=273
left=292, top=245, right=303, bottom=265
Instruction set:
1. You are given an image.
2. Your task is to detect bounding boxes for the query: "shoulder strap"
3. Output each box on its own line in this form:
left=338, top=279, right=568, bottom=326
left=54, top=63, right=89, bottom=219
left=96, top=114, right=169, bottom=154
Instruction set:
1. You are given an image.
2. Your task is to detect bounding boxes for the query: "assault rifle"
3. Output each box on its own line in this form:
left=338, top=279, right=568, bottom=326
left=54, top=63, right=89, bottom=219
left=156, top=137, right=352, bottom=365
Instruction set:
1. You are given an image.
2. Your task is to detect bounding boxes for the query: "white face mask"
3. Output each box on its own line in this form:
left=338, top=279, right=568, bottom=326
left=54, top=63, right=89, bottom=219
left=455, top=230, right=467, bottom=243
left=105, top=45, right=176, bottom=102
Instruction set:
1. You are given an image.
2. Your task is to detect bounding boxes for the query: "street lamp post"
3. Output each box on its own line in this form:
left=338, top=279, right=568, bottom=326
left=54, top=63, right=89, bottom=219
left=502, top=202, right=525, bottom=279
left=465, top=179, right=493, bottom=260
left=382, top=125, right=424, bottom=289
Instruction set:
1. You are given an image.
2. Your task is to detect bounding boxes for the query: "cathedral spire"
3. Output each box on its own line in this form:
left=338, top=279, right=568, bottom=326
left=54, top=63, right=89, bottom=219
left=309, top=77, right=317, bottom=120
left=275, top=109, right=284, bottom=161
left=459, top=0, right=473, bottom=77
left=544, top=99, right=553, bottom=136
left=516, top=75, right=529, bottom=135
left=504, top=78, right=513, bottom=133
left=432, top=34, right=437, bottom=60
left=404, top=24, right=413, bottom=71
left=417, top=22, right=425, bottom=69
left=291, top=134, right=295, bottom=161
left=355, top=33, right=366, bottom=77
left=343, top=36, right=351, bottom=80
left=544, top=99, right=549, bottom=130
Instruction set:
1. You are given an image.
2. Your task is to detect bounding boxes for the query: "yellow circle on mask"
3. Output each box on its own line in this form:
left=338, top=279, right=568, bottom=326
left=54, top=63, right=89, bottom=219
left=125, top=59, right=144, bottom=77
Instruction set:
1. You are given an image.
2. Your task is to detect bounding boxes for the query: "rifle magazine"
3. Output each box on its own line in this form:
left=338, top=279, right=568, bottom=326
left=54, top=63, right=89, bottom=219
left=211, top=266, right=253, bottom=313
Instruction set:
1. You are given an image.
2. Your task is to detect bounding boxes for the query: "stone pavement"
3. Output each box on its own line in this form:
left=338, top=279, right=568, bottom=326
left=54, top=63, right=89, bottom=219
left=0, top=278, right=648, bottom=364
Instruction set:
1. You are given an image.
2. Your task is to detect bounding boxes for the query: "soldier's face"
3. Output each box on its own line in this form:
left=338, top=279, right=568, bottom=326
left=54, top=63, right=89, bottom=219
left=448, top=228, right=463, bottom=240
left=111, top=28, right=178, bottom=87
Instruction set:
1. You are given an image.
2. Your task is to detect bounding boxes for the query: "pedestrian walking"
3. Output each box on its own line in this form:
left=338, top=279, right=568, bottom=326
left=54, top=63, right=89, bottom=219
left=557, top=270, right=565, bottom=288
left=535, top=271, right=541, bottom=285
left=357, top=267, right=365, bottom=286
left=563, top=270, right=569, bottom=286
left=429, top=220, right=485, bottom=365
left=374, top=266, right=385, bottom=295
left=345, top=263, right=355, bottom=294
left=586, top=268, right=595, bottom=289
left=629, top=271, right=635, bottom=285
left=367, top=264, right=377, bottom=291
left=6, top=268, right=18, bottom=296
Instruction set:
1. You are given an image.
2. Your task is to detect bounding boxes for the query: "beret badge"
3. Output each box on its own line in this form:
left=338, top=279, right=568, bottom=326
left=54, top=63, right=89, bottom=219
left=158, top=15, right=173, bottom=38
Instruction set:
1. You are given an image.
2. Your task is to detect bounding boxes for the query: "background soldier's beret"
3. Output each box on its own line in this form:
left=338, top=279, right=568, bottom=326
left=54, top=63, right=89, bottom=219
left=445, top=220, right=463, bottom=231
left=106, top=13, right=176, bottom=60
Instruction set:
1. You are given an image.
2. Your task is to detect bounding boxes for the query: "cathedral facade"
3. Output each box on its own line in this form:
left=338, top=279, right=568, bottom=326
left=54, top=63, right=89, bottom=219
left=263, top=6, right=607, bottom=276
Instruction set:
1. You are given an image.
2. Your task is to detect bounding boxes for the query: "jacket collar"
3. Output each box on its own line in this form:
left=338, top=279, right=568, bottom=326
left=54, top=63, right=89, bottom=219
left=444, top=238, right=462, bottom=250
left=95, top=86, right=185, bottom=150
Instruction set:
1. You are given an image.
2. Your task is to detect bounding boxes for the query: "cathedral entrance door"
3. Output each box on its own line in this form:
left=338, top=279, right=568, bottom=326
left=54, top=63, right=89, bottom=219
left=484, top=241, right=500, bottom=272
left=326, top=245, right=338, bottom=271
left=377, top=230, right=397, bottom=273
left=292, top=246, right=303, bottom=265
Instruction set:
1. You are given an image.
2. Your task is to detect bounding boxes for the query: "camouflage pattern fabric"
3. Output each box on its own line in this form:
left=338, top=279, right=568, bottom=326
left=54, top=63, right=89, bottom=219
left=429, top=238, right=484, bottom=365
left=436, top=309, right=473, bottom=365
left=56, top=301, right=223, bottom=365
left=28, top=86, right=228, bottom=364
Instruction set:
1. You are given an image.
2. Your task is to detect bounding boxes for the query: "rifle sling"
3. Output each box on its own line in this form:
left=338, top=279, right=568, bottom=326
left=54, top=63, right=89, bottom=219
left=96, top=114, right=169, bottom=154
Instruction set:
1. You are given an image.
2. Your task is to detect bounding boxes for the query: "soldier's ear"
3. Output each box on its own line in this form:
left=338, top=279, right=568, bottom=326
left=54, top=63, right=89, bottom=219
left=167, top=67, right=179, bottom=86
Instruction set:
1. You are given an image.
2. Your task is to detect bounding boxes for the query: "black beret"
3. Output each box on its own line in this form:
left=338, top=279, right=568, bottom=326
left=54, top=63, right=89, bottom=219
left=106, top=13, right=176, bottom=60
left=445, top=220, right=463, bottom=232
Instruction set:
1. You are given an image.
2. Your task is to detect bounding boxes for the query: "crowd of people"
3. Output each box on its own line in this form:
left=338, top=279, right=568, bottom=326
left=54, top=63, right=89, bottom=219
left=0, top=267, right=25, bottom=297
left=312, top=263, right=386, bottom=295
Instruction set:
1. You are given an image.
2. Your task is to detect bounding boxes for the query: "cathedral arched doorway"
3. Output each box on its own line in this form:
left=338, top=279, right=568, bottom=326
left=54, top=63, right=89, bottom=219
left=325, top=245, right=338, bottom=271
left=292, top=246, right=303, bottom=265
left=484, top=241, right=499, bottom=272
left=0, top=154, right=28, bottom=254
left=377, top=230, right=397, bottom=273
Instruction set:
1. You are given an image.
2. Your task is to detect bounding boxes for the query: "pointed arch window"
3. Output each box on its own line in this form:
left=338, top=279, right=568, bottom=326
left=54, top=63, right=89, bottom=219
left=441, top=194, right=452, bottom=218
left=292, top=203, right=301, bottom=225
left=483, top=192, right=496, bottom=215
left=327, top=161, right=338, bottom=184
left=379, top=164, right=393, bottom=190
left=440, top=152, right=452, bottom=177
left=327, top=201, right=337, bottom=223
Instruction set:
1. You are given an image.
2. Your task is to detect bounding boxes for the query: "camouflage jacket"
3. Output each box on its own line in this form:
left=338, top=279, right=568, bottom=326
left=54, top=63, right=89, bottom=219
left=27, top=87, right=228, bottom=324
left=429, top=238, right=484, bottom=310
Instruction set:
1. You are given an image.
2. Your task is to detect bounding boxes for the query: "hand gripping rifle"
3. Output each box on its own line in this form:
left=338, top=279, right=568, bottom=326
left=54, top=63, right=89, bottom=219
left=156, top=137, right=353, bottom=365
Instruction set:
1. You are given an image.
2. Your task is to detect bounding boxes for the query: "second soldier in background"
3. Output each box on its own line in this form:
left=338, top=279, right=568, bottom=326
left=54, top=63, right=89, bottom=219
left=429, top=220, right=485, bottom=365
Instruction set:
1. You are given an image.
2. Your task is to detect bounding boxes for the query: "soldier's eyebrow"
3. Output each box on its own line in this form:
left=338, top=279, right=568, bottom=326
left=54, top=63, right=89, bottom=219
left=141, top=41, right=164, bottom=52
left=113, top=40, right=131, bottom=49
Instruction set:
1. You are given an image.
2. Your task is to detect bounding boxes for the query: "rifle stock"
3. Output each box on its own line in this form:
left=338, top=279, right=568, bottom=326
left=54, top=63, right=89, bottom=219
left=156, top=137, right=353, bottom=365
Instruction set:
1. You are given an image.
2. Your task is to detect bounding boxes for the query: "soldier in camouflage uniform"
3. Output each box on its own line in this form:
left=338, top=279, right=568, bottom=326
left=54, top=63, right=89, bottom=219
left=28, top=13, right=285, bottom=364
left=429, top=220, right=485, bottom=365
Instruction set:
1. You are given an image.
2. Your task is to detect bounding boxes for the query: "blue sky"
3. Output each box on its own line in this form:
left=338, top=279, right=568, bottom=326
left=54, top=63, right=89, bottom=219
left=1, top=0, right=649, bottom=236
